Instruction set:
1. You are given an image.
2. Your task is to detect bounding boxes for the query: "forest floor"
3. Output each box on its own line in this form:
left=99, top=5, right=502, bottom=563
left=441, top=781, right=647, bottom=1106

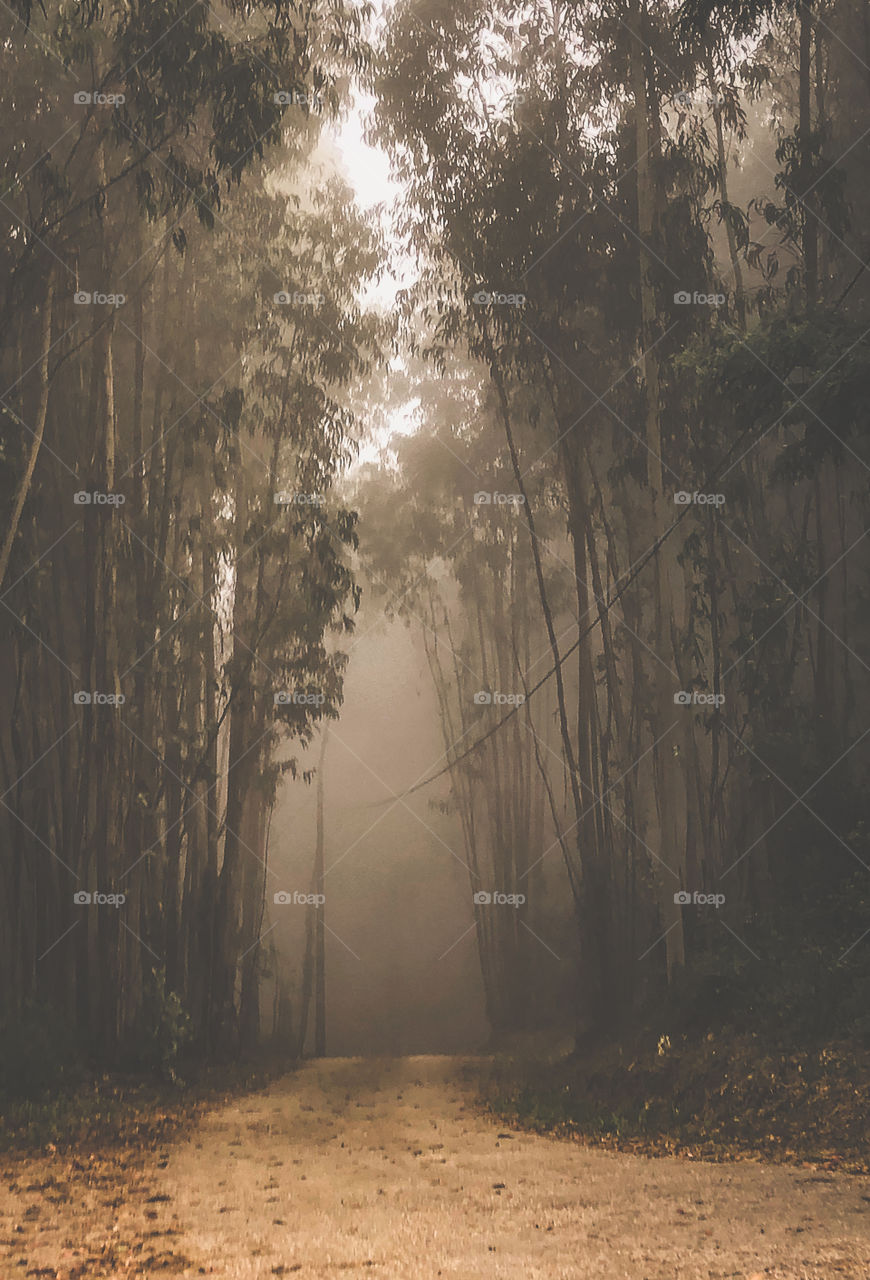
left=480, top=1032, right=870, bottom=1173
left=3, top=1054, right=870, bottom=1279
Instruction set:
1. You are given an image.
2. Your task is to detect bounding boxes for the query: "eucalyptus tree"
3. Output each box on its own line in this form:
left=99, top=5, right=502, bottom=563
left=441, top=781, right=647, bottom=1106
left=372, top=0, right=718, bottom=1015
left=372, top=0, right=870, bottom=1034
left=200, top=173, right=385, bottom=1051
left=354, top=363, right=578, bottom=1036
left=0, top=0, right=370, bottom=590
left=0, top=0, right=385, bottom=1063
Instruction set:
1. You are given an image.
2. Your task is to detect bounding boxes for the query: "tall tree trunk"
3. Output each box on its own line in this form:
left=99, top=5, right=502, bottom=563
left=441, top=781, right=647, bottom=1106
left=314, top=728, right=328, bottom=1057
left=0, top=271, right=55, bottom=593
left=627, top=0, right=685, bottom=978
left=706, top=54, right=746, bottom=328
left=799, top=1, right=819, bottom=308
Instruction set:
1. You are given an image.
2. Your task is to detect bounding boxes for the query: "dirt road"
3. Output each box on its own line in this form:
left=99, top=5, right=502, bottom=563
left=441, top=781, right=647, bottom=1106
left=5, top=1054, right=870, bottom=1278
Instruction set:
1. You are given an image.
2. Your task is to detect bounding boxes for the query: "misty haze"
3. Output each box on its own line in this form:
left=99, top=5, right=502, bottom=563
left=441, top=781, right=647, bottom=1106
left=1, top=0, right=869, bottom=1276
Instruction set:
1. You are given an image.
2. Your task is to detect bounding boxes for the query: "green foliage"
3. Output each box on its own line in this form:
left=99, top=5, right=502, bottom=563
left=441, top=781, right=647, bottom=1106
left=131, top=970, right=192, bottom=1080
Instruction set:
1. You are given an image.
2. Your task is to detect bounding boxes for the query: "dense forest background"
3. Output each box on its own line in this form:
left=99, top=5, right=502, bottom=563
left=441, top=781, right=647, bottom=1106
left=1, top=0, right=869, bottom=1093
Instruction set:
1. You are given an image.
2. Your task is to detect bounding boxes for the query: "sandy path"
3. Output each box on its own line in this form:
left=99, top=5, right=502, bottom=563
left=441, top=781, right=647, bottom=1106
left=5, top=1054, right=870, bottom=1279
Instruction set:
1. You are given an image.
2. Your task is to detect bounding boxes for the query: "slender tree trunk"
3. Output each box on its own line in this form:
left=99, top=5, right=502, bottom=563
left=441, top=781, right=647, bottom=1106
left=799, top=1, right=819, bottom=308
left=314, top=728, right=327, bottom=1057
left=706, top=54, right=746, bottom=328
left=0, top=271, right=55, bottom=593
left=628, top=0, right=685, bottom=977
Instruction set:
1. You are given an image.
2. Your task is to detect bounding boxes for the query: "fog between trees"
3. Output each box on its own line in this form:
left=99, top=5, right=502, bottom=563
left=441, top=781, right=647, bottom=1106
left=1, top=0, right=869, bottom=1078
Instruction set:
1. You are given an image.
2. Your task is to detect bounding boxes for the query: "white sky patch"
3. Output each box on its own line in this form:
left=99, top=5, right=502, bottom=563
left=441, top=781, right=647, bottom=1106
left=326, top=92, right=420, bottom=466
left=330, top=91, right=414, bottom=313
left=333, top=92, right=395, bottom=212
left=356, top=390, right=420, bottom=467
